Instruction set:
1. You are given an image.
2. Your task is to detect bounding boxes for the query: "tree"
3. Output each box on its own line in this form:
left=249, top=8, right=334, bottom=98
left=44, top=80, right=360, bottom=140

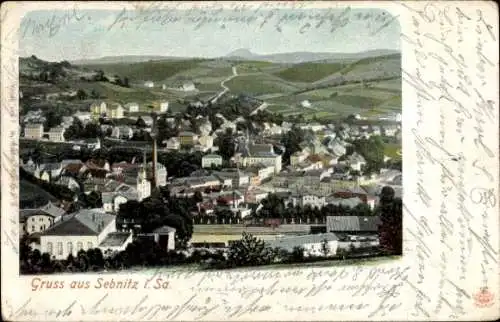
left=43, top=110, right=63, bottom=131
left=135, top=117, right=147, bottom=128
left=217, top=129, right=236, bottom=161
left=321, top=239, right=330, bottom=257
left=378, top=186, right=402, bottom=255
left=227, top=233, right=275, bottom=267
left=257, top=194, right=285, bottom=219
left=289, top=246, right=305, bottom=263
left=85, top=191, right=102, bottom=208
left=90, top=89, right=100, bottom=99
left=76, top=89, right=87, bottom=100
left=281, top=125, right=305, bottom=165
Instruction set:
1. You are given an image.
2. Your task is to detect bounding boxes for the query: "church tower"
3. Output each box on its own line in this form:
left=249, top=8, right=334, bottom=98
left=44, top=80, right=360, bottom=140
left=137, top=150, right=151, bottom=200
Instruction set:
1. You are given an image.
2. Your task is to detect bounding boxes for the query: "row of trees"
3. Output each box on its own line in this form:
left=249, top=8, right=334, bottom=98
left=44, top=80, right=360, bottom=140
left=20, top=238, right=187, bottom=274
left=75, top=89, right=102, bottom=100
left=20, top=232, right=383, bottom=275
left=252, top=193, right=374, bottom=220
left=64, top=118, right=105, bottom=140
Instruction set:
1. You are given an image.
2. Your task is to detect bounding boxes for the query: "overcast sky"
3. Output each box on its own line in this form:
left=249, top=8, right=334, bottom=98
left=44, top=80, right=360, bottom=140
left=20, top=7, right=400, bottom=61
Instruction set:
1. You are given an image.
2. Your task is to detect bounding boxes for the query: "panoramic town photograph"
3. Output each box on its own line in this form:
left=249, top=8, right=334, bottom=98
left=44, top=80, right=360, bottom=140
left=18, top=6, right=402, bottom=274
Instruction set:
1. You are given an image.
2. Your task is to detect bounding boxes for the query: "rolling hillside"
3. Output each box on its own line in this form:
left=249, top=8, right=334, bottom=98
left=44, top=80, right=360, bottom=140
left=21, top=51, right=401, bottom=120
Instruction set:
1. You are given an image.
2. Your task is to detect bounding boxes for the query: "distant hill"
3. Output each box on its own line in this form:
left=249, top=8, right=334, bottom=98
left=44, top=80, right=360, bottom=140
left=225, top=49, right=400, bottom=64
left=19, top=55, right=98, bottom=81
left=71, top=55, right=190, bottom=65
left=70, top=49, right=400, bottom=65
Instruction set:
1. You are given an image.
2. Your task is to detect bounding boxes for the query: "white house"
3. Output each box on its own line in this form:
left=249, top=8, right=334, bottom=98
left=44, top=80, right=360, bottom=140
left=74, top=111, right=92, bottom=123
left=265, top=233, right=339, bottom=257
left=159, top=101, right=169, bottom=113
left=138, top=226, right=176, bottom=251
left=202, top=154, right=223, bottom=168
left=383, top=125, right=398, bottom=137
left=180, top=81, right=196, bottom=92
left=286, top=192, right=326, bottom=208
left=126, top=102, right=139, bottom=113
left=48, top=127, right=66, bottom=142
left=165, top=137, right=180, bottom=150
left=102, top=192, right=134, bottom=213
left=109, top=104, right=125, bottom=119
left=90, top=102, right=107, bottom=118
left=112, top=126, right=133, bottom=139
left=53, top=175, right=80, bottom=192
left=24, top=123, right=44, bottom=139
left=144, top=81, right=154, bottom=88
left=39, top=209, right=130, bottom=260
left=301, top=100, right=311, bottom=108
left=198, top=135, right=214, bottom=150
left=347, top=152, right=367, bottom=172
left=19, top=202, right=66, bottom=237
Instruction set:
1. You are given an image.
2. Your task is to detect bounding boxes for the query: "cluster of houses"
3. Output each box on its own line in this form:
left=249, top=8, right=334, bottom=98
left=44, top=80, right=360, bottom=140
left=21, top=101, right=170, bottom=142
left=19, top=98, right=402, bottom=261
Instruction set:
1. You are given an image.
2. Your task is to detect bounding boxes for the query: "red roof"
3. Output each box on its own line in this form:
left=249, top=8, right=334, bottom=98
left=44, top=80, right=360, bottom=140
left=306, top=154, right=322, bottom=163
left=64, top=163, right=84, bottom=175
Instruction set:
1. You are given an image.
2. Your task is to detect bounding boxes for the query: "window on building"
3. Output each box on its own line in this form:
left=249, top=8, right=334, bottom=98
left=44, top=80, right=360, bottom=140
left=31, top=225, right=35, bottom=232
left=57, top=242, right=63, bottom=255
left=77, top=242, right=83, bottom=251
left=87, top=242, right=93, bottom=249
left=39, top=218, right=43, bottom=222
left=47, top=242, right=53, bottom=254
left=67, top=242, right=73, bottom=254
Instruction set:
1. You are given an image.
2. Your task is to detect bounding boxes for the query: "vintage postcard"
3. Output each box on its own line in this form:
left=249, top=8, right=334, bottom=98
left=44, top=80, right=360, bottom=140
left=1, top=1, right=499, bottom=321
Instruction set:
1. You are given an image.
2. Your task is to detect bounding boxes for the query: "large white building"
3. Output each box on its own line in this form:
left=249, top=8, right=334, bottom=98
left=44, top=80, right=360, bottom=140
left=286, top=191, right=326, bottom=208
left=39, top=209, right=132, bottom=260
left=19, top=202, right=66, bottom=237
left=48, top=127, right=66, bottom=142
left=24, top=123, right=44, bottom=139
left=233, top=140, right=282, bottom=174
left=202, top=154, right=223, bottom=168
left=265, top=233, right=339, bottom=257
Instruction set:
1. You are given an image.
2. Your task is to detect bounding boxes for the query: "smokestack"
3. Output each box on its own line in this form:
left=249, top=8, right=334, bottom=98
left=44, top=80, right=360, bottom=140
left=151, top=116, right=158, bottom=189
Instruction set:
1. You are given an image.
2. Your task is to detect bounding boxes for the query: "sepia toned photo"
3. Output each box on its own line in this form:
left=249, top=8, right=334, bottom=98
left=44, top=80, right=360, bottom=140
left=18, top=5, right=402, bottom=275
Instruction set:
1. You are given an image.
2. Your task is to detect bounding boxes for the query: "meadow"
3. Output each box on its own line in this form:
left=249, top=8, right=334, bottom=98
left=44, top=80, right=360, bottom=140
left=22, top=53, right=401, bottom=120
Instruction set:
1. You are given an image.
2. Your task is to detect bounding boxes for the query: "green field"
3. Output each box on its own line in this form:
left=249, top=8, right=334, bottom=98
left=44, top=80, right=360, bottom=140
left=84, top=59, right=207, bottom=82
left=275, top=62, right=346, bottom=83
left=384, top=143, right=402, bottom=159
left=225, top=74, right=301, bottom=96
left=22, top=53, right=402, bottom=120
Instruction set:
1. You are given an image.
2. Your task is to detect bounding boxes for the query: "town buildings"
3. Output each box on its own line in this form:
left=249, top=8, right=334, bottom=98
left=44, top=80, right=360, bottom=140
left=39, top=208, right=131, bottom=260
left=202, top=154, right=223, bottom=168
left=48, top=127, right=66, bottom=142
left=24, top=123, right=44, bottom=139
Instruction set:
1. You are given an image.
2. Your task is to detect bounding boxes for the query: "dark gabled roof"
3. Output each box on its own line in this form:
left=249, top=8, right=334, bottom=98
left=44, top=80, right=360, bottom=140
left=99, top=232, right=132, bottom=247
left=326, top=216, right=380, bottom=232
left=41, top=209, right=115, bottom=236
left=41, top=217, right=97, bottom=236
left=153, top=225, right=176, bottom=234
